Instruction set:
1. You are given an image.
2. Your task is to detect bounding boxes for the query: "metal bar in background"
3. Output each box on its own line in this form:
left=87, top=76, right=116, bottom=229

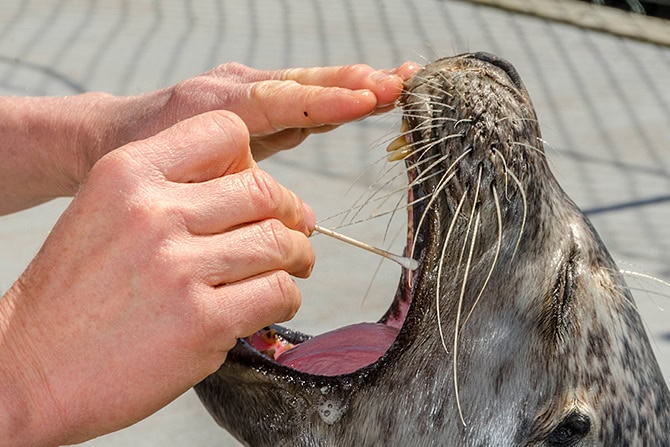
left=458, top=0, right=670, bottom=45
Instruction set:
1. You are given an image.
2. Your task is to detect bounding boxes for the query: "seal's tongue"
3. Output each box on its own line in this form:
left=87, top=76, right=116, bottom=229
left=274, top=323, right=399, bottom=376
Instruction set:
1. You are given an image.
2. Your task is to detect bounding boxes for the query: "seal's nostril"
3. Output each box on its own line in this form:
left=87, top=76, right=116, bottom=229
left=469, top=52, right=524, bottom=89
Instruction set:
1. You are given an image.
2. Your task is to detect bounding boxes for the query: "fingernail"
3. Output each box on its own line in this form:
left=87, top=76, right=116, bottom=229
left=398, top=61, right=422, bottom=80
left=302, top=202, right=316, bottom=235
left=369, top=71, right=396, bottom=83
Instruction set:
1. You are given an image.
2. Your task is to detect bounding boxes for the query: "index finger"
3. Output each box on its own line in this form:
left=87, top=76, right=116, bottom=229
left=236, top=63, right=421, bottom=136
left=275, top=62, right=421, bottom=107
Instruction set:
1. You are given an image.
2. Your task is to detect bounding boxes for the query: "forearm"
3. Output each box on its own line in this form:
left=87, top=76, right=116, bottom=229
left=0, top=91, right=170, bottom=215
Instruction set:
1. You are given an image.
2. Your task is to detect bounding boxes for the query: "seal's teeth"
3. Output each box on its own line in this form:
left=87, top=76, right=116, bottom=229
left=386, top=135, right=408, bottom=153
left=400, top=118, right=409, bottom=134
left=387, top=145, right=413, bottom=162
left=386, top=119, right=412, bottom=161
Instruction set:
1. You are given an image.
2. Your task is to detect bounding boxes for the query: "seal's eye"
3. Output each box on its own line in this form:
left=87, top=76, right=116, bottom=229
left=547, top=412, right=591, bottom=446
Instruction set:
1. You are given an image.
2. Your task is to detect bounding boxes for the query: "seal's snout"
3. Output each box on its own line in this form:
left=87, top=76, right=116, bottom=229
left=469, top=51, right=524, bottom=89
left=399, top=53, right=544, bottom=218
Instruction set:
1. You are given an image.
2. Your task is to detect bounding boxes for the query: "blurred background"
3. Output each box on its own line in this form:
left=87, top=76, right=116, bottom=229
left=1, top=0, right=668, bottom=445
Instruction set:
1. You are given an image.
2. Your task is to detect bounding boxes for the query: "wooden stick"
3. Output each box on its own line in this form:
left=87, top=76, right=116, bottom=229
left=313, top=225, right=419, bottom=271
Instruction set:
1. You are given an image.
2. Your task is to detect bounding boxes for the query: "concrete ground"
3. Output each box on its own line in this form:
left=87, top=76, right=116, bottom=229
left=0, top=1, right=668, bottom=445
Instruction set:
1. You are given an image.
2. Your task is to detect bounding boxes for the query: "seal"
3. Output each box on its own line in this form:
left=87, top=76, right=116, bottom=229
left=195, top=53, right=670, bottom=445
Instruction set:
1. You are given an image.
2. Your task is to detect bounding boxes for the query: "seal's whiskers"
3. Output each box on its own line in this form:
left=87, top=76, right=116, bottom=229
left=330, top=121, right=470, bottom=241
left=321, top=154, right=443, bottom=231
left=323, top=187, right=439, bottom=232
left=622, top=270, right=670, bottom=294
left=337, top=140, right=444, bottom=228
left=463, top=183, right=503, bottom=327
left=511, top=141, right=546, bottom=158
left=435, top=188, right=469, bottom=365
left=410, top=148, right=471, bottom=259
left=337, top=150, right=409, bottom=227
left=452, top=167, right=484, bottom=427
left=620, top=270, right=670, bottom=310
left=489, top=147, right=527, bottom=257
left=505, top=168, right=527, bottom=259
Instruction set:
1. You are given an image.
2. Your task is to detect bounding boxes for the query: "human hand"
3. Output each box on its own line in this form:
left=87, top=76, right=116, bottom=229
left=0, top=62, right=420, bottom=214
left=0, top=110, right=315, bottom=445
left=117, top=61, right=421, bottom=161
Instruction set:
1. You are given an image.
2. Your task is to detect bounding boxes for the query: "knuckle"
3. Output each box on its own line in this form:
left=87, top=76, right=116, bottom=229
left=211, top=61, right=250, bottom=77
left=249, top=80, right=270, bottom=100
left=242, top=169, right=283, bottom=215
left=345, top=63, right=374, bottom=79
left=248, top=82, right=273, bottom=116
left=91, top=149, right=135, bottom=181
left=251, top=79, right=294, bottom=95
left=295, top=237, right=316, bottom=278
left=125, top=198, right=180, bottom=245
left=206, top=109, right=250, bottom=144
left=249, top=81, right=297, bottom=131
left=153, top=243, right=195, bottom=291
left=259, top=218, right=292, bottom=255
left=256, top=221, right=314, bottom=278
left=249, top=79, right=281, bottom=99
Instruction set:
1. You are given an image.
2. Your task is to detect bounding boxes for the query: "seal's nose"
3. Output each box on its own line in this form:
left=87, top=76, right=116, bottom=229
left=469, top=52, right=524, bottom=89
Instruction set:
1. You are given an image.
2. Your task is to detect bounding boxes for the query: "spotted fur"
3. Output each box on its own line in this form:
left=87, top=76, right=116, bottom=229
left=195, top=53, right=670, bottom=446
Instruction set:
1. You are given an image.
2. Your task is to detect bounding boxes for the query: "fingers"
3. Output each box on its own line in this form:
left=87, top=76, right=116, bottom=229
left=386, top=61, right=422, bottom=82
left=178, top=168, right=315, bottom=236
left=210, top=61, right=414, bottom=101
left=249, top=125, right=339, bottom=161
left=195, top=220, right=315, bottom=286
left=274, top=63, right=416, bottom=107
left=241, top=81, right=377, bottom=135
left=125, top=110, right=254, bottom=183
left=204, top=62, right=421, bottom=137
left=205, top=270, right=302, bottom=341
left=150, top=62, right=421, bottom=161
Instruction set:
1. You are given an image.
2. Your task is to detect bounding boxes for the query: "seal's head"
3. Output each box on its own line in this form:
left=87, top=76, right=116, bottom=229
left=195, top=53, right=670, bottom=446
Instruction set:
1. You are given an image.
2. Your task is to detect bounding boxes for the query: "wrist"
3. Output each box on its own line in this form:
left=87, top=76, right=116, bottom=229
left=0, top=288, right=66, bottom=447
left=75, top=88, right=173, bottom=171
left=0, top=93, right=116, bottom=213
left=0, top=90, right=173, bottom=215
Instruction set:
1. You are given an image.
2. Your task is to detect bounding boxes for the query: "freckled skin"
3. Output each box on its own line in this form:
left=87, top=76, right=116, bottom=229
left=195, top=53, right=670, bottom=446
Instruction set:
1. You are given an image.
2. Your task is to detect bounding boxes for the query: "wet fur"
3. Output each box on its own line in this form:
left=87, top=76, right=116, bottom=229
left=195, top=53, right=670, bottom=446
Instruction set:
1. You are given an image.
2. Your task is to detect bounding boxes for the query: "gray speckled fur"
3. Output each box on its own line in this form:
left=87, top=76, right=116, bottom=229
left=195, top=53, right=670, bottom=446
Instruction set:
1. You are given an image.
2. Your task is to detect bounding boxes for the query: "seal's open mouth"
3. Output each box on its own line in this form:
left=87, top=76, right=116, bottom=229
left=228, top=51, right=524, bottom=377
left=238, top=154, right=421, bottom=376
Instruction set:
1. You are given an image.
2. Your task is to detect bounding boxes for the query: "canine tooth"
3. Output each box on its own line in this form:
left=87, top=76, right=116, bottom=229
left=386, top=119, right=413, bottom=161
left=386, top=135, right=408, bottom=153
left=387, top=146, right=413, bottom=162
left=386, top=119, right=410, bottom=152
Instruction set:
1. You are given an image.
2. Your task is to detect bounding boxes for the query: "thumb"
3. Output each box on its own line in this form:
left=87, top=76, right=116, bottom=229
left=125, top=110, right=255, bottom=183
